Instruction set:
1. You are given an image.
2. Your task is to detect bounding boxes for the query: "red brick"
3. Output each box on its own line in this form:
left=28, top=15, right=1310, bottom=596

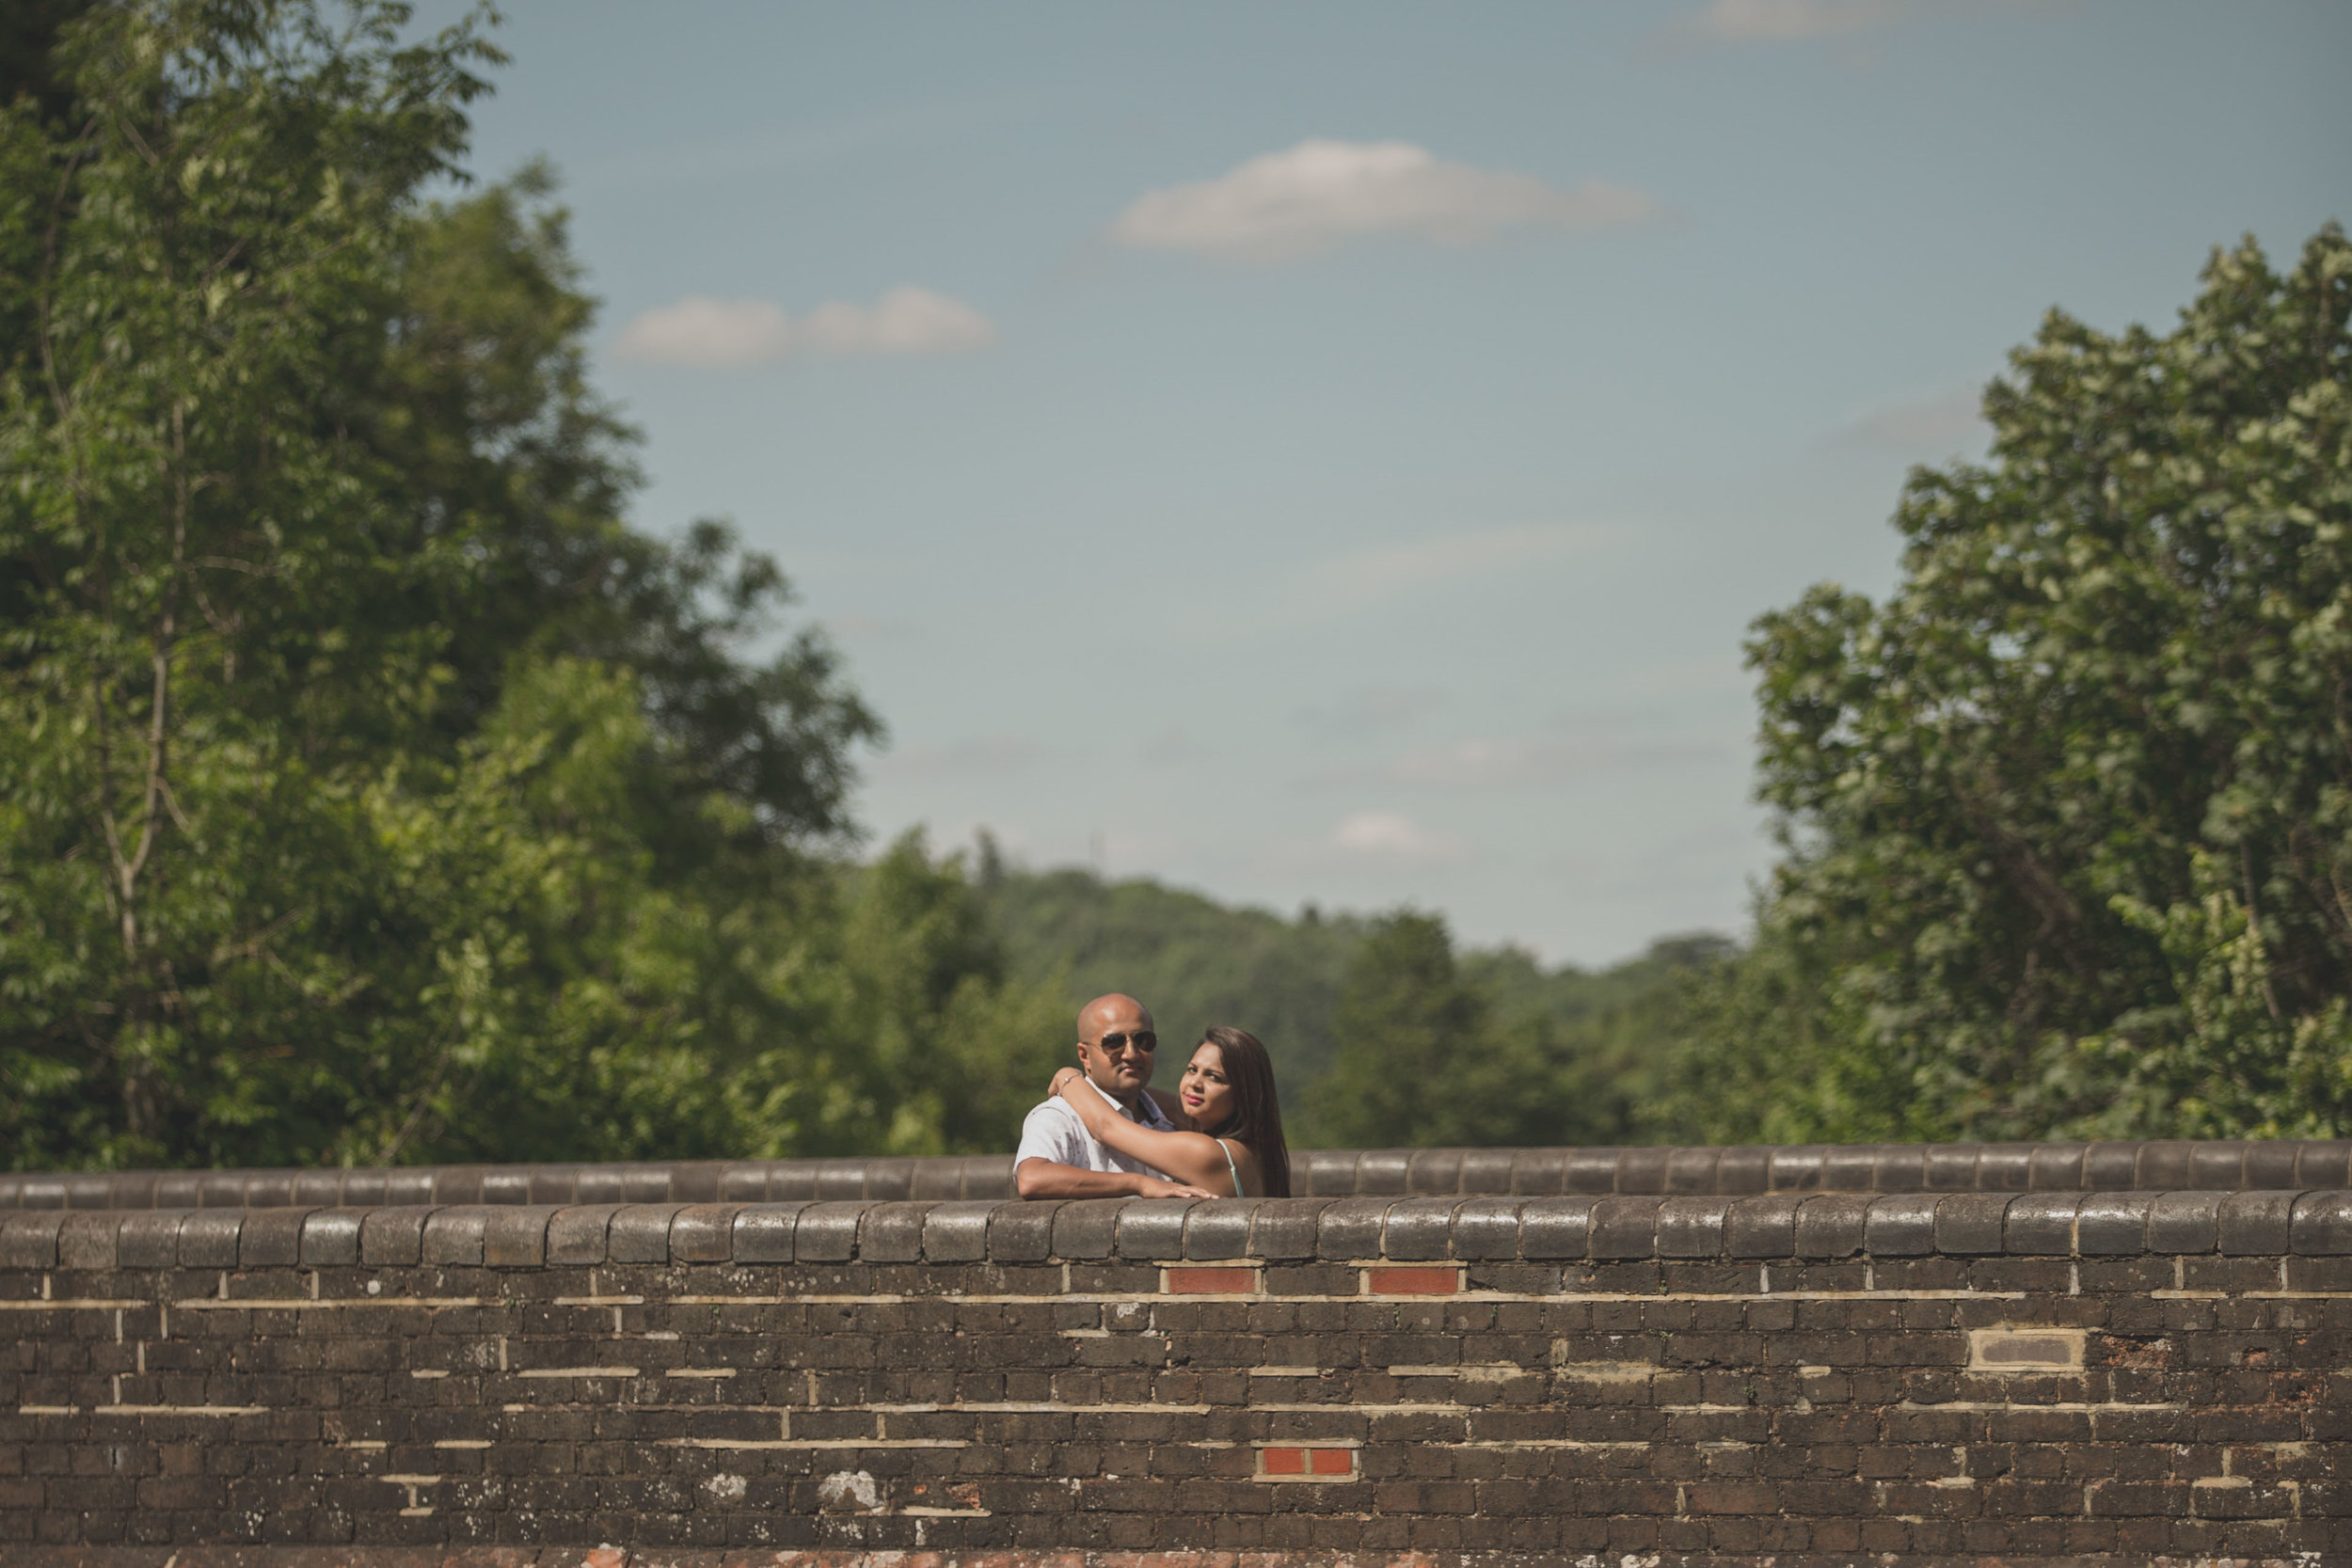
left=1365, top=1266, right=1460, bottom=1295
left=1310, top=1447, right=1355, bottom=1476
left=1259, top=1447, right=1306, bottom=1476
left=1164, top=1266, right=1258, bottom=1294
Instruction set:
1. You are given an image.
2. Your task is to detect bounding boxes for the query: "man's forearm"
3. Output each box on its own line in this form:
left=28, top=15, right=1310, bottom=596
left=1014, top=1159, right=1147, bottom=1199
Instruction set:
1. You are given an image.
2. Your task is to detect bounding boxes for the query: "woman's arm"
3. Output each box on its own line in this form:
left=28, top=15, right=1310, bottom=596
left=1052, top=1073, right=1236, bottom=1194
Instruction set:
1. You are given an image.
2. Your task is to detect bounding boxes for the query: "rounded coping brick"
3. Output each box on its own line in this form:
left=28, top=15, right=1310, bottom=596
left=8, top=1141, right=2352, bottom=1215
left=8, top=1189, right=2340, bottom=1269
left=858, top=1198, right=937, bottom=1262
left=729, top=1201, right=805, bottom=1262
left=1379, top=1196, right=1462, bottom=1260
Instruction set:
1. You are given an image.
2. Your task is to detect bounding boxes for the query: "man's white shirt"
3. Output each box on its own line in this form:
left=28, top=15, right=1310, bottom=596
left=1015, top=1078, right=1177, bottom=1180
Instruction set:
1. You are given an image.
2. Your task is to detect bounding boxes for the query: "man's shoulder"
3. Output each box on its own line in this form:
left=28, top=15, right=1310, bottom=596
left=1014, top=1098, right=1087, bottom=1164
left=1020, top=1098, right=1082, bottom=1132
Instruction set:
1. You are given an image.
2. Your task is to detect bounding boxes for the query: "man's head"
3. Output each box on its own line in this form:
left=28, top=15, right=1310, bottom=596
left=1074, top=993, right=1156, bottom=1106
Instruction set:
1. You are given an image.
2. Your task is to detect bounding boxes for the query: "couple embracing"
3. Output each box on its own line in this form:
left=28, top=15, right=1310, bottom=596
left=1012, top=992, right=1293, bottom=1199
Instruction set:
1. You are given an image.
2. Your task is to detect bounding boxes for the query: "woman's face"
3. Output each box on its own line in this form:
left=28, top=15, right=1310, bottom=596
left=1179, top=1042, right=1237, bottom=1129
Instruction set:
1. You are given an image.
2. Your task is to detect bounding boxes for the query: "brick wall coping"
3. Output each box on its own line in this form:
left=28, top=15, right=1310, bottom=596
left=4, top=1189, right=2348, bottom=1271
left=5, top=1137, right=2345, bottom=1212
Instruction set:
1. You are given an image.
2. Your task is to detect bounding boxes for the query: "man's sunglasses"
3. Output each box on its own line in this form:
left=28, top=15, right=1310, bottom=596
left=1096, top=1031, right=1157, bottom=1053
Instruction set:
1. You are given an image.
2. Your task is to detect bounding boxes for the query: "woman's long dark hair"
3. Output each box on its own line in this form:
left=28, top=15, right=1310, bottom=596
left=1198, top=1026, right=1290, bottom=1198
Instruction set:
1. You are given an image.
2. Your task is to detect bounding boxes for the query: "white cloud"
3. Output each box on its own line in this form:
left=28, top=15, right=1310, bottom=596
left=614, top=286, right=995, bottom=368
left=1669, top=0, right=1923, bottom=45
left=796, top=287, right=998, bottom=356
left=1109, top=139, right=1662, bottom=264
left=613, top=296, right=791, bottom=368
left=1327, top=809, right=1466, bottom=864
left=1298, top=522, right=1622, bottom=613
left=1836, top=384, right=1988, bottom=453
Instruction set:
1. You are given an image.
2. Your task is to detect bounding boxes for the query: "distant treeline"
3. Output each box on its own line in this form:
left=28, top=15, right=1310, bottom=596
left=977, top=853, right=1724, bottom=1148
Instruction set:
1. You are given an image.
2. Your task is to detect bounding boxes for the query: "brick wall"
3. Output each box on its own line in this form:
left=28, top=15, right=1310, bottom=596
left=3, top=1184, right=2347, bottom=1566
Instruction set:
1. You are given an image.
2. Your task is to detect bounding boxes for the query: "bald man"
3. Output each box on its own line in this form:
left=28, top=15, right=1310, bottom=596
left=1013, top=993, right=1214, bottom=1199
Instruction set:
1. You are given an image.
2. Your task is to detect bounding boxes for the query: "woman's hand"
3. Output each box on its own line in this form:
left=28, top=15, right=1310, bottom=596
left=1138, top=1176, right=1216, bottom=1199
left=1051, top=1067, right=1086, bottom=1102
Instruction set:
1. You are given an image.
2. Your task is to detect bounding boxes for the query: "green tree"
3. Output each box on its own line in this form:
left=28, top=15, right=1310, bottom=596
left=1665, top=227, right=2352, bottom=1142
left=0, top=0, right=1042, bottom=1170
left=1304, top=911, right=1644, bottom=1148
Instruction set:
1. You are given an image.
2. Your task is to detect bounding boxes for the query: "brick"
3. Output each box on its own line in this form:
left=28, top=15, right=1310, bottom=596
left=2025, top=1142, right=2089, bottom=1189
left=1589, top=1196, right=1665, bottom=1259
left=179, top=1209, right=244, bottom=1267
left=1794, top=1194, right=1871, bottom=1258
left=1365, top=1266, right=1458, bottom=1295
left=1164, top=1267, right=1257, bottom=1294
left=2135, top=1141, right=2197, bottom=1189
left=1864, top=1194, right=1941, bottom=1255
left=2081, top=1142, right=2142, bottom=1189
left=2291, top=1191, right=2352, bottom=1254
left=2217, top=1189, right=2297, bottom=1254
left=669, top=1203, right=739, bottom=1263
left=1355, top=1150, right=1411, bottom=1195
left=479, top=1205, right=556, bottom=1267
left=1871, top=1145, right=1930, bottom=1193
left=1292, top=1149, right=1358, bottom=1196
left=1934, top=1193, right=2011, bottom=1254
left=915, top=1200, right=995, bottom=1262
left=1613, top=1147, right=1671, bottom=1195
left=1713, top=1146, right=1771, bottom=1195
left=1662, top=1147, right=1722, bottom=1195
left=1380, top=1197, right=1460, bottom=1260
left=2078, top=1192, right=2156, bottom=1254
left=607, top=1203, right=685, bottom=1263
left=1455, top=1149, right=1516, bottom=1196
left=2241, top=1141, right=2300, bottom=1189
left=358, top=1206, right=434, bottom=1267
left=53, top=1213, right=119, bottom=1273
left=2005, top=1192, right=2083, bottom=1254
left=1449, top=1197, right=1523, bottom=1260
left=2292, top=1140, right=2350, bottom=1188
left=238, top=1207, right=316, bottom=1268
left=1518, top=1196, right=1597, bottom=1259
left=545, top=1204, right=623, bottom=1266
left=1542, top=1148, right=1605, bottom=1194
left=724, top=1201, right=801, bottom=1263
left=856, top=1202, right=933, bottom=1263
left=1314, top=1197, right=1391, bottom=1260
left=1050, top=1199, right=1127, bottom=1261
left=1724, top=1194, right=1802, bottom=1259
left=987, top=1200, right=1060, bottom=1262
left=1766, top=1145, right=1829, bottom=1193
left=1405, top=1148, right=1462, bottom=1195
left=1656, top=1196, right=1731, bottom=1258
left=2148, top=1191, right=2221, bottom=1254
left=1114, top=1198, right=1194, bottom=1260
left=115, top=1211, right=189, bottom=1269
left=419, top=1203, right=487, bottom=1264
left=792, top=1201, right=866, bottom=1262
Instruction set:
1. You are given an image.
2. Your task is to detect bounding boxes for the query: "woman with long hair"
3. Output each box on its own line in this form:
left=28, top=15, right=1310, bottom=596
left=1047, top=1025, right=1291, bottom=1197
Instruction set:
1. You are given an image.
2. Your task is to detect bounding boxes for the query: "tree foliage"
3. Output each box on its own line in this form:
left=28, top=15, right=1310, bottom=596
left=1300, top=911, right=1693, bottom=1148
left=0, top=0, right=1048, bottom=1170
left=1664, top=227, right=2352, bottom=1143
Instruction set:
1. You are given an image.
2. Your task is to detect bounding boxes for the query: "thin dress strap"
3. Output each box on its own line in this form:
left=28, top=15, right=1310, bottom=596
left=1216, top=1138, right=1246, bottom=1198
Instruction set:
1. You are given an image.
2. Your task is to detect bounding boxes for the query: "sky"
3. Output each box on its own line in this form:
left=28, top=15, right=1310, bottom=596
left=411, top=0, right=2351, bottom=966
